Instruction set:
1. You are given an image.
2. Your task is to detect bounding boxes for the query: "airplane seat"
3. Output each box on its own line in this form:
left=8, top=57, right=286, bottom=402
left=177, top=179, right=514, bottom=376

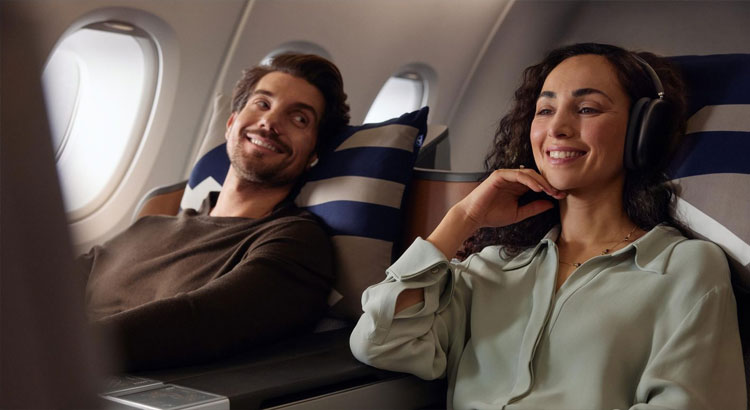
left=140, top=99, right=451, bottom=322
left=667, top=53, right=750, bottom=402
left=120, top=104, right=453, bottom=408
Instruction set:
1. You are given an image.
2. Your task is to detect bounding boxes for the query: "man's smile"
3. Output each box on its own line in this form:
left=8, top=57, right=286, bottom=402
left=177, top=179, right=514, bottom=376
left=243, top=130, right=286, bottom=154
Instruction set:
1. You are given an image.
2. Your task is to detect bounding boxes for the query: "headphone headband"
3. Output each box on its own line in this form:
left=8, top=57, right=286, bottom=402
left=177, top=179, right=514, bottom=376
left=632, top=54, right=665, bottom=99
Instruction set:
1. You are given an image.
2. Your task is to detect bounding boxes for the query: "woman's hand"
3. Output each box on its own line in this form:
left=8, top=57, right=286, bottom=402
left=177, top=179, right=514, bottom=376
left=426, top=168, right=565, bottom=258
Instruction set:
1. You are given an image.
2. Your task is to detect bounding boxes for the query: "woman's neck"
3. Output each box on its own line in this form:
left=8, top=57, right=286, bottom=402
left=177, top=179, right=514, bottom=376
left=557, top=181, right=633, bottom=248
left=554, top=182, right=643, bottom=291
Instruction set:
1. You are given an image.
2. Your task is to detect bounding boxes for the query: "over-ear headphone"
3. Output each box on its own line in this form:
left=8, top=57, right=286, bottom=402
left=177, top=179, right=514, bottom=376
left=624, top=54, right=676, bottom=172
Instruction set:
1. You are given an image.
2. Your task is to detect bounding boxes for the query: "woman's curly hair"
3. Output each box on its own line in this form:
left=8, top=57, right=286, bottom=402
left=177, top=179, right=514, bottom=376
left=460, top=43, right=688, bottom=258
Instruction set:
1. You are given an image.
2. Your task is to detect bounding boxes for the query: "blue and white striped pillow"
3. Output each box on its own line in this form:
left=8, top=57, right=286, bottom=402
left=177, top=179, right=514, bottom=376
left=667, top=54, right=750, bottom=289
left=181, top=107, right=428, bottom=318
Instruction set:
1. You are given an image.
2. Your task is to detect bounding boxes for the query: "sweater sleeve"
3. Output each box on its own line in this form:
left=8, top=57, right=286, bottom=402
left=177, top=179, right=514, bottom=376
left=96, top=218, right=333, bottom=371
left=349, top=237, right=472, bottom=381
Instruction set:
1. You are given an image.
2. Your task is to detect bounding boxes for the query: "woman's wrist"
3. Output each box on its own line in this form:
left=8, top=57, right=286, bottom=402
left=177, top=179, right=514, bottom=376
left=426, top=205, right=478, bottom=259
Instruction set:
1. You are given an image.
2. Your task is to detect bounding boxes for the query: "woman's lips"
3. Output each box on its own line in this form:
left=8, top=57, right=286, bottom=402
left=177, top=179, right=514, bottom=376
left=546, top=148, right=586, bottom=163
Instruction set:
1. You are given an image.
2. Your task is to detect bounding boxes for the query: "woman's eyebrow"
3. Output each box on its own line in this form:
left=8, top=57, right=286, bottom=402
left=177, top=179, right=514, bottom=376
left=537, top=88, right=614, bottom=103
left=572, top=87, right=613, bottom=103
left=539, top=90, right=555, bottom=99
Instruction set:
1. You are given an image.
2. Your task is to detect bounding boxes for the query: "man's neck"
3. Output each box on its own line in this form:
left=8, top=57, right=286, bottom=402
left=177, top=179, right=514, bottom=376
left=209, top=170, right=293, bottom=218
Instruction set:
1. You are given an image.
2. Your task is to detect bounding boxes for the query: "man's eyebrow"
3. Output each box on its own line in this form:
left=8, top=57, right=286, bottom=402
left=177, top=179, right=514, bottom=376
left=252, top=89, right=273, bottom=98
left=252, top=88, right=321, bottom=122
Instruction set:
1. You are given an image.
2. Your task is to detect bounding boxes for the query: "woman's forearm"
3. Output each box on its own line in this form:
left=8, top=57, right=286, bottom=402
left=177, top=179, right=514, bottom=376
left=426, top=205, right=477, bottom=260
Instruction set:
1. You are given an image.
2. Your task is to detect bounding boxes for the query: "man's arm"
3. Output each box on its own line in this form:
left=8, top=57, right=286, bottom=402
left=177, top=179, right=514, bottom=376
left=96, top=219, right=333, bottom=371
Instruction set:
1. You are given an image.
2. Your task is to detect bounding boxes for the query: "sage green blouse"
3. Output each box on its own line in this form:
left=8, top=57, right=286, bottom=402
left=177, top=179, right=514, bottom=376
left=350, top=225, right=746, bottom=409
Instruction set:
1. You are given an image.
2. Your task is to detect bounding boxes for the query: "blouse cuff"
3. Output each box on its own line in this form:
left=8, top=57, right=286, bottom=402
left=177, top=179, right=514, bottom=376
left=362, top=238, right=454, bottom=344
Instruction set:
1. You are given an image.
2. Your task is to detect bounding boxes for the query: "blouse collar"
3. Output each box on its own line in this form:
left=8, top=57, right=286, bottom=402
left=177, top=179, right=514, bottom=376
left=501, top=224, right=686, bottom=274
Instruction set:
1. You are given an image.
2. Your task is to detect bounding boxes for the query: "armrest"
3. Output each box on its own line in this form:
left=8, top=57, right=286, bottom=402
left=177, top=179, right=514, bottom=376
left=104, top=328, right=446, bottom=409
left=132, top=180, right=187, bottom=222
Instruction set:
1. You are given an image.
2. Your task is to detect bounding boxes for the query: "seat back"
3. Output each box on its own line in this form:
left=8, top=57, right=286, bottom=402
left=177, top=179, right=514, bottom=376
left=668, top=54, right=750, bottom=285
left=667, top=53, right=750, bottom=403
left=401, top=168, right=482, bottom=251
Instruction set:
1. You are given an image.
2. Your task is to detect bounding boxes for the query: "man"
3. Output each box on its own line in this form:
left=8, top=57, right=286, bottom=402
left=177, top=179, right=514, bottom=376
left=78, top=53, right=350, bottom=371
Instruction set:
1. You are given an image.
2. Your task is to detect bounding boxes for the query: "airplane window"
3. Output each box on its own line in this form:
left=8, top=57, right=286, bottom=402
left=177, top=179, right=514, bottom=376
left=41, top=21, right=158, bottom=220
left=364, top=72, right=426, bottom=124
left=260, top=41, right=333, bottom=66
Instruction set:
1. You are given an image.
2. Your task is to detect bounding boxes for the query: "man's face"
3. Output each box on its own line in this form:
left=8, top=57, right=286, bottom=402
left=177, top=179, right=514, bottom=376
left=225, top=71, right=325, bottom=187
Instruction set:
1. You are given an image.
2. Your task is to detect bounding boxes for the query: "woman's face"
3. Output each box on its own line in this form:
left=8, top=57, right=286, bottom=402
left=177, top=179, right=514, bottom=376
left=530, top=54, right=631, bottom=193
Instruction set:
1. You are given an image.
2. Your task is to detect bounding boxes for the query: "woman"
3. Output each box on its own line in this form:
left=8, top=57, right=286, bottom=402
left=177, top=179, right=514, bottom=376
left=349, top=43, right=746, bottom=409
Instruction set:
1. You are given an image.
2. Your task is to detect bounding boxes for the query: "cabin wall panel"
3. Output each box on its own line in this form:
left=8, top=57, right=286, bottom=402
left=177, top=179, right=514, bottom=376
left=449, top=0, right=750, bottom=172
left=215, top=0, right=511, bottom=129
left=6, top=0, right=247, bottom=251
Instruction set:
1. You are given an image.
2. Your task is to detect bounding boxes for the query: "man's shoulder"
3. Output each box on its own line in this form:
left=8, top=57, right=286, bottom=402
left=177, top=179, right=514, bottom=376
left=264, top=202, right=329, bottom=235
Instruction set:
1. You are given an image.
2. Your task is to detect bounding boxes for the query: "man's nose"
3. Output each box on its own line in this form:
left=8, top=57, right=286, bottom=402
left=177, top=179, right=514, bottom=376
left=258, top=108, right=281, bottom=132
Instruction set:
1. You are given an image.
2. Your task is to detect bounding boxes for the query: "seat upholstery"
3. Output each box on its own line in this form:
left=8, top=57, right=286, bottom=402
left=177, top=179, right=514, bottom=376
left=668, top=54, right=750, bottom=285
left=667, top=53, right=750, bottom=404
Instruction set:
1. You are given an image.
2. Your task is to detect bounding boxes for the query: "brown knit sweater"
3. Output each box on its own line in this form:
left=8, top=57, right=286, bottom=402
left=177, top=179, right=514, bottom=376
left=77, top=193, right=333, bottom=371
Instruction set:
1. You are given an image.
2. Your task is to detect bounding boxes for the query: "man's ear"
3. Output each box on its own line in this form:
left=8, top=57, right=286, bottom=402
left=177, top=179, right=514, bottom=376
left=225, top=112, right=237, bottom=140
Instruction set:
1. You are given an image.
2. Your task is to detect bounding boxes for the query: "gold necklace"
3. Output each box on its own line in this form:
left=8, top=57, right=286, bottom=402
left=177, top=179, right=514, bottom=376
left=558, top=225, right=638, bottom=268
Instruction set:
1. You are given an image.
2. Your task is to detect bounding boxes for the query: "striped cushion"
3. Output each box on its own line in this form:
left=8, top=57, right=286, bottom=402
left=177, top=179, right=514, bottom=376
left=668, top=54, right=750, bottom=289
left=181, top=107, right=428, bottom=319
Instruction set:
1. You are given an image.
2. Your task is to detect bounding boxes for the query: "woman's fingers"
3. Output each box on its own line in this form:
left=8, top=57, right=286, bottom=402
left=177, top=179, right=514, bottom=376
left=492, top=168, right=565, bottom=199
left=465, top=168, right=564, bottom=227
left=427, top=168, right=561, bottom=257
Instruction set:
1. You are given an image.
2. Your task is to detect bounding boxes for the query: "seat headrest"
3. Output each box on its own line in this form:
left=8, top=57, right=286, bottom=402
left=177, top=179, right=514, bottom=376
left=668, top=54, right=750, bottom=288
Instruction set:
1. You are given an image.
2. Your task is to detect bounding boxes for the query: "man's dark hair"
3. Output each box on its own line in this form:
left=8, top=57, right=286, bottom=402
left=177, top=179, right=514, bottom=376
left=231, top=53, right=351, bottom=149
left=461, top=43, right=689, bottom=257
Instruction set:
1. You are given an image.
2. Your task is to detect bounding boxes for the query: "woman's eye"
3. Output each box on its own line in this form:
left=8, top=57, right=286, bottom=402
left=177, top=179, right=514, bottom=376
left=536, top=108, right=553, bottom=116
left=579, top=106, right=599, bottom=114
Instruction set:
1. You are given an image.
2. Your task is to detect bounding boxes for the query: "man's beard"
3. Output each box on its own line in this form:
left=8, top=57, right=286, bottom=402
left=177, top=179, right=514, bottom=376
left=227, top=130, right=299, bottom=188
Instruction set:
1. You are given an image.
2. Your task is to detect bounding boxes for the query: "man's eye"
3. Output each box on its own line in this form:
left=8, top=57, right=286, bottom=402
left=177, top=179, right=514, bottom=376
left=292, top=114, right=309, bottom=126
left=254, top=100, right=269, bottom=109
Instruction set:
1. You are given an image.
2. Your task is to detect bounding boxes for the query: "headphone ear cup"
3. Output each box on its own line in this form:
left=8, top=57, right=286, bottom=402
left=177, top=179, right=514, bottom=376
left=625, top=97, right=650, bottom=171
left=636, top=98, right=675, bottom=172
left=625, top=97, right=675, bottom=172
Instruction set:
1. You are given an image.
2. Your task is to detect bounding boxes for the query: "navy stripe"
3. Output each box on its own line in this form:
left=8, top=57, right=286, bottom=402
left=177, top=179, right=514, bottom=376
left=668, top=131, right=750, bottom=179
left=305, top=147, right=417, bottom=183
left=320, top=107, right=429, bottom=152
left=303, top=201, right=402, bottom=242
left=188, top=144, right=230, bottom=188
left=671, top=54, right=750, bottom=116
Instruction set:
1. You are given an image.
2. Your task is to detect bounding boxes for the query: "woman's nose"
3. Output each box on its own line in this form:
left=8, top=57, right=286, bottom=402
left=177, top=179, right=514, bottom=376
left=548, top=111, right=574, bottom=139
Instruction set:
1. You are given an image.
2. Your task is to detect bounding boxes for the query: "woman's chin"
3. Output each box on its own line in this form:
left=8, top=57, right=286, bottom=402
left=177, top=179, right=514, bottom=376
left=545, top=178, right=575, bottom=193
